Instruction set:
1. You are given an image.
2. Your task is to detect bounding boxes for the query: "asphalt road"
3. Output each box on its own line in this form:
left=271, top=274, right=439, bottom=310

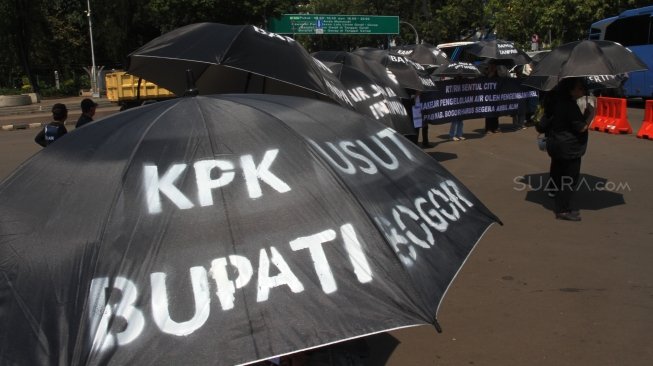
left=1, top=102, right=652, bottom=366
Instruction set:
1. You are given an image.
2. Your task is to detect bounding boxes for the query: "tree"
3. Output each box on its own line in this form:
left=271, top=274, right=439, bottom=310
left=3, top=0, right=47, bottom=93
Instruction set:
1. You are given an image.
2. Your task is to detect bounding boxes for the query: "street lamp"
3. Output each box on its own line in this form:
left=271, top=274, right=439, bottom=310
left=400, top=21, right=419, bottom=45
left=85, top=0, right=98, bottom=97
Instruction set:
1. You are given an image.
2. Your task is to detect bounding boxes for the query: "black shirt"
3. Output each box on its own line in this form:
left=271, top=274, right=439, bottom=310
left=76, top=114, right=94, bottom=128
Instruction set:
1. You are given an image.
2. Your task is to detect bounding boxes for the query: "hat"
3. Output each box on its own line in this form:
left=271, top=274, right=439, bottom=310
left=81, top=98, right=98, bottom=112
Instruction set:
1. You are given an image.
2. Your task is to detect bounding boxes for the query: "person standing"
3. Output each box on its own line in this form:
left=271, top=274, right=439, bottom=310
left=484, top=61, right=501, bottom=134
left=401, top=92, right=419, bottom=144
left=537, top=78, right=593, bottom=221
left=449, top=119, right=465, bottom=141
left=414, top=91, right=430, bottom=147
left=34, top=103, right=68, bottom=147
left=76, top=98, right=98, bottom=128
left=531, top=34, right=540, bottom=51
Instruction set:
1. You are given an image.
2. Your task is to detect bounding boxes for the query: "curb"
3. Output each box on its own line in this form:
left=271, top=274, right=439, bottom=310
left=1, top=122, right=44, bottom=131
left=1, top=116, right=99, bottom=132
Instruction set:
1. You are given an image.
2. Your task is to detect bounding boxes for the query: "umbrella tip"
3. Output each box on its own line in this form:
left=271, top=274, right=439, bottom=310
left=184, top=69, right=199, bottom=97
left=433, top=317, right=443, bottom=333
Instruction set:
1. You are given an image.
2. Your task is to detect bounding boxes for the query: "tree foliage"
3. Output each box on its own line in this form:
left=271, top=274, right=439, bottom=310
left=0, top=0, right=649, bottom=91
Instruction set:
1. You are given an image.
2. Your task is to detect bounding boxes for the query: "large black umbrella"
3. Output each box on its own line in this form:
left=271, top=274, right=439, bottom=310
left=390, top=43, right=449, bottom=68
left=325, top=61, right=413, bottom=135
left=0, top=94, right=499, bottom=366
left=432, top=62, right=481, bottom=78
left=467, top=40, right=532, bottom=65
left=529, top=40, right=647, bottom=79
left=312, top=50, right=409, bottom=99
left=127, top=22, right=351, bottom=106
left=352, top=47, right=438, bottom=92
left=522, top=74, right=627, bottom=91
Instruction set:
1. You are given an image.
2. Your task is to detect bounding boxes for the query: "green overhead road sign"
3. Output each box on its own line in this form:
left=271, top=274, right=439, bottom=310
left=269, top=14, right=399, bottom=35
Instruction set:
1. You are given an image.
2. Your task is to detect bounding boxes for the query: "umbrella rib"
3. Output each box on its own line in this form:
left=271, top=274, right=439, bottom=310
left=221, top=24, right=249, bottom=64
left=194, top=96, right=262, bottom=357
left=131, top=55, right=331, bottom=97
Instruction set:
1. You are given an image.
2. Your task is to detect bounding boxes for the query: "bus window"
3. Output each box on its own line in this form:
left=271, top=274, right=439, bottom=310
left=589, top=28, right=602, bottom=40
left=604, top=15, right=650, bottom=46
left=590, top=7, right=653, bottom=98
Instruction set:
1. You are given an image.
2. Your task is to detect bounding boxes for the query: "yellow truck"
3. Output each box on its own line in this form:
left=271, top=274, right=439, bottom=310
left=105, top=71, right=176, bottom=110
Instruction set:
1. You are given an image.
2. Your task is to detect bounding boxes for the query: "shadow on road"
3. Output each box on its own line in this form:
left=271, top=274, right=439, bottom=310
left=427, top=151, right=458, bottom=162
left=518, top=172, right=626, bottom=211
left=362, top=332, right=400, bottom=366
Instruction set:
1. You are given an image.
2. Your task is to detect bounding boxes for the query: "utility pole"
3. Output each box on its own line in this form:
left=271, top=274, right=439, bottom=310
left=86, top=0, right=98, bottom=97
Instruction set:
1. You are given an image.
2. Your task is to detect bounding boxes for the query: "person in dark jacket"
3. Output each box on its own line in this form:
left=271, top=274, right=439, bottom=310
left=75, top=98, right=98, bottom=128
left=34, top=103, right=68, bottom=147
left=537, top=78, right=593, bottom=221
left=483, top=61, right=504, bottom=134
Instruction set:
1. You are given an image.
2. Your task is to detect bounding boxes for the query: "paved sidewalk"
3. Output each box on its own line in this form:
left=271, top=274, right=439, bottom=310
left=0, top=96, right=120, bottom=131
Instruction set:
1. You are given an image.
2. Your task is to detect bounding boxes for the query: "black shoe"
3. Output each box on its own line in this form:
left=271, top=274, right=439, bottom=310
left=421, top=141, right=431, bottom=148
left=556, top=212, right=581, bottom=221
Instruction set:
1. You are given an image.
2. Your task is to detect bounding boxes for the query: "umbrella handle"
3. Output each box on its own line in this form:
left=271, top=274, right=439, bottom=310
left=184, top=69, right=199, bottom=97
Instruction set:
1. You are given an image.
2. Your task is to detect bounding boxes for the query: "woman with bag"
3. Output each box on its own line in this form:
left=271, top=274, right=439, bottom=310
left=536, top=78, right=594, bottom=221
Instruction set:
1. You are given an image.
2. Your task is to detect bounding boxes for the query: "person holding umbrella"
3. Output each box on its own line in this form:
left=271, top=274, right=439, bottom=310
left=537, top=77, right=593, bottom=221
left=483, top=61, right=502, bottom=134
left=529, top=39, right=648, bottom=221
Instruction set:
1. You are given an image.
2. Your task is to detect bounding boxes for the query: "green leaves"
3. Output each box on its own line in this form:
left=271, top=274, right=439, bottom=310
left=0, top=0, right=650, bottom=92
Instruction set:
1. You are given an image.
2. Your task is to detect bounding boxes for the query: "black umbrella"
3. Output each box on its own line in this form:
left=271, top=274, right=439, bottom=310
left=529, top=40, right=647, bottom=79
left=312, top=50, right=409, bottom=99
left=529, top=50, right=551, bottom=64
left=522, top=74, right=627, bottom=91
left=0, top=94, right=499, bottom=366
left=127, top=22, right=352, bottom=106
left=467, top=40, right=532, bottom=65
left=432, top=62, right=481, bottom=78
left=390, top=43, right=449, bottom=68
left=325, top=62, right=413, bottom=135
left=352, top=47, right=438, bottom=91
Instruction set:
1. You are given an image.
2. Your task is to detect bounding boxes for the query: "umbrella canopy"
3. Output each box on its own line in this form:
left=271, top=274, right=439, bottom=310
left=127, top=22, right=351, bottom=106
left=432, top=62, right=481, bottom=78
left=312, top=50, right=409, bottom=99
left=390, top=43, right=449, bottom=68
left=529, top=40, right=648, bottom=79
left=522, top=74, right=627, bottom=91
left=325, top=62, right=413, bottom=135
left=529, top=50, right=551, bottom=64
left=352, top=47, right=438, bottom=92
left=0, top=94, right=499, bottom=366
left=467, top=40, right=532, bottom=65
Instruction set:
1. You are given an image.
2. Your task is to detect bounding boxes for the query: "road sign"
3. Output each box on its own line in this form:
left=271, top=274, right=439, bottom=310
left=268, top=14, right=399, bottom=35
